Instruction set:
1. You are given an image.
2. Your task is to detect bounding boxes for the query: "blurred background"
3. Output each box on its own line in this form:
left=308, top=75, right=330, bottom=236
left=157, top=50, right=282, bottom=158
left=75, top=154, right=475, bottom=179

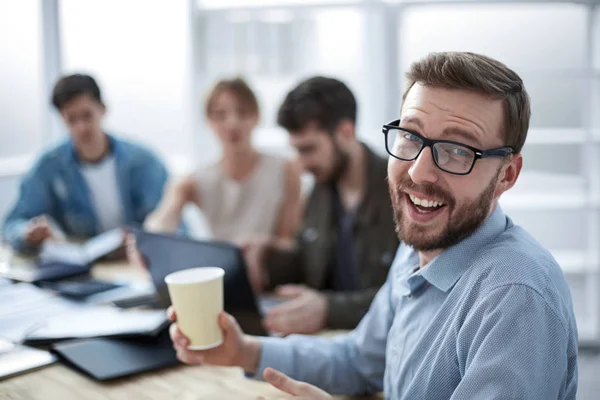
left=0, top=0, right=598, bottom=347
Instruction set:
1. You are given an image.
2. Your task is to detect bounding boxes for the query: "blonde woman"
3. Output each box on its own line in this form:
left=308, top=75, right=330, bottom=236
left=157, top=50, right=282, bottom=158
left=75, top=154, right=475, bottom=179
left=144, top=78, right=301, bottom=244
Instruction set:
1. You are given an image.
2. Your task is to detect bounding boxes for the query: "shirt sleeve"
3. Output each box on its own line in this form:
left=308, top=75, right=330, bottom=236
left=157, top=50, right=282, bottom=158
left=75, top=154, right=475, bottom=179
left=2, top=163, right=54, bottom=253
left=131, top=151, right=168, bottom=222
left=451, top=284, right=577, bottom=400
left=255, top=277, right=395, bottom=396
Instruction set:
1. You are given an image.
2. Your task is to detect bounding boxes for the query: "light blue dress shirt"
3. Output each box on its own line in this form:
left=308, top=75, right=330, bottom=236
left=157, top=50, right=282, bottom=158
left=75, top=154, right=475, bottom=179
left=256, top=206, right=578, bottom=399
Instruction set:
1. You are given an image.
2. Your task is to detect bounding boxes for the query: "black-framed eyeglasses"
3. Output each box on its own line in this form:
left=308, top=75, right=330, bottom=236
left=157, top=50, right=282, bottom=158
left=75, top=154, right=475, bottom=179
left=382, top=119, right=514, bottom=175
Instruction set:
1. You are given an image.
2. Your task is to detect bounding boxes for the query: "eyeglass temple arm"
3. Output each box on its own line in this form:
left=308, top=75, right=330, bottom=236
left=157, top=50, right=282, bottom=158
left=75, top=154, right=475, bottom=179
left=479, top=147, right=514, bottom=158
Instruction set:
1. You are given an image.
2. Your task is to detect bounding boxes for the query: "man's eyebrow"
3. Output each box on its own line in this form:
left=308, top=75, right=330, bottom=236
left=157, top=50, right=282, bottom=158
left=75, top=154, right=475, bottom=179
left=401, top=117, right=484, bottom=148
left=441, top=127, right=483, bottom=148
left=400, top=117, right=424, bottom=130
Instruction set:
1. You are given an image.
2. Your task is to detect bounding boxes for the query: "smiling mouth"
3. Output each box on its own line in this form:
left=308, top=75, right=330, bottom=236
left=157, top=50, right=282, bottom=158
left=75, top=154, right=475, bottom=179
left=407, top=193, right=446, bottom=214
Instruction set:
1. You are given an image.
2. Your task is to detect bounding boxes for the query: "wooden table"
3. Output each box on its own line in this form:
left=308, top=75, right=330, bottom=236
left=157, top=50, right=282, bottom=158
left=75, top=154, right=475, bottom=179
left=0, top=261, right=382, bottom=400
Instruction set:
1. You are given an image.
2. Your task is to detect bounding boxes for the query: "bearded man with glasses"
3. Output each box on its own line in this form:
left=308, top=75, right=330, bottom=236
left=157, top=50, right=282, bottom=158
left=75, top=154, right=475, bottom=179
left=168, top=52, right=578, bottom=400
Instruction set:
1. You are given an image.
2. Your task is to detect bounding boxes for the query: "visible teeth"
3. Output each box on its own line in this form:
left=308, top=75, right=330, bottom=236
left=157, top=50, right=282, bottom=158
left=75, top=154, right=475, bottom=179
left=409, top=194, right=444, bottom=208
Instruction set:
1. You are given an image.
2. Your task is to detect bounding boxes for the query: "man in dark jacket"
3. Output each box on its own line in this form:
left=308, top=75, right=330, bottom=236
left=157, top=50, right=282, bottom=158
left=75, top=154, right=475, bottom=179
left=245, top=77, right=398, bottom=334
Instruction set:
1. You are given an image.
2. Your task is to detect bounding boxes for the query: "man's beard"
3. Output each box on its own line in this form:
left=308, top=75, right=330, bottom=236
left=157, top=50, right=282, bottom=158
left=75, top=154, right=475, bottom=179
left=389, top=168, right=501, bottom=252
left=318, top=141, right=350, bottom=184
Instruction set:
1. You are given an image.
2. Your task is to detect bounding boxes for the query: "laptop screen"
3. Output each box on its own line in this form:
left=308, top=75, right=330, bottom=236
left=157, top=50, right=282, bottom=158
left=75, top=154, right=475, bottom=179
left=132, top=230, right=259, bottom=314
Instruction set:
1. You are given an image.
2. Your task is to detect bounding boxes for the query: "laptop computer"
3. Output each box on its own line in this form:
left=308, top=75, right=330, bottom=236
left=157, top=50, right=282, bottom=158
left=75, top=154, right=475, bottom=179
left=52, top=329, right=178, bottom=381
left=132, top=230, right=284, bottom=336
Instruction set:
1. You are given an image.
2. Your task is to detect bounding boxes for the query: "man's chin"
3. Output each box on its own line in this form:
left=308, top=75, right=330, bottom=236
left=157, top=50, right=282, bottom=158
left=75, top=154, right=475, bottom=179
left=399, top=222, right=445, bottom=250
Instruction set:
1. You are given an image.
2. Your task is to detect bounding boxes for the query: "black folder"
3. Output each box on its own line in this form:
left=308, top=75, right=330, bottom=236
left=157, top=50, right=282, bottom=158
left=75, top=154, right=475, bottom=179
left=51, top=330, right=179, bottom=381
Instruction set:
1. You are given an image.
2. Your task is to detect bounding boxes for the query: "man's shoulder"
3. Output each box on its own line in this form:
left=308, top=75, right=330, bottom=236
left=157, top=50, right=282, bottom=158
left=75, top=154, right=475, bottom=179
left=468, top=225, right=574, bottom=324
left=111, top=136, right=164, bottom=166
left=363, top=143, right=388, bottom=174
left=30, top=140, right=71, bottom=172
left=473, top=225, right=560, bottom=286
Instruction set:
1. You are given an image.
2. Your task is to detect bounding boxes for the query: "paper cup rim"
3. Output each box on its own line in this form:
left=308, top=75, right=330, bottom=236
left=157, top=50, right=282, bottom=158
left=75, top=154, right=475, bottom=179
left=164, top=267, right=225, bottom=285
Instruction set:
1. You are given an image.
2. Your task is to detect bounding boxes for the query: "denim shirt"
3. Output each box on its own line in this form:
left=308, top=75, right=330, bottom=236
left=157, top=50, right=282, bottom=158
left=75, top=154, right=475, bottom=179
left=3, top=134, right=168, bottom=253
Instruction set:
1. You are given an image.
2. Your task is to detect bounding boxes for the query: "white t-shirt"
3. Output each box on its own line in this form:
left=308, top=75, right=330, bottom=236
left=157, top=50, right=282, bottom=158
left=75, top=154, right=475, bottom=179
left=79, top=155, right=124, bottom=232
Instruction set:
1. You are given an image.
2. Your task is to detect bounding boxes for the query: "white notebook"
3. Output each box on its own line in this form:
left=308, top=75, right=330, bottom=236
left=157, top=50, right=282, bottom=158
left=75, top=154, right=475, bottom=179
left=39, top=228, right=125, bottom=265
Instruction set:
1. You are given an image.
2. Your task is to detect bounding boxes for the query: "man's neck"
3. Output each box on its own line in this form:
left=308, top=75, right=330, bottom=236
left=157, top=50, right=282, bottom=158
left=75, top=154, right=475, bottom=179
left=336, top=142, right=366, bottom=211
left=78, top=134, right=110, bottom=164
left=417, top=201, right=500, bottom=268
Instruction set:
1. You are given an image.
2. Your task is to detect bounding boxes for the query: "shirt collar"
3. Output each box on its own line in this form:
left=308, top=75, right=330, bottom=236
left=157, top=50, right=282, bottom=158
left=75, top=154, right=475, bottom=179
left=419, top=205, right=508, bottom=292
left=65, top=133, right=117, bottom=164
left=397, top=266, right=426, bottom=297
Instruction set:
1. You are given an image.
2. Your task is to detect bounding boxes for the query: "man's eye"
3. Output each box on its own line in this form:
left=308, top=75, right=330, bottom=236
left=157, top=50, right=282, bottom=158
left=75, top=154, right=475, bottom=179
left=452, top=147, right=471, bottom=157
left=403, top=133, right=421, bottom=142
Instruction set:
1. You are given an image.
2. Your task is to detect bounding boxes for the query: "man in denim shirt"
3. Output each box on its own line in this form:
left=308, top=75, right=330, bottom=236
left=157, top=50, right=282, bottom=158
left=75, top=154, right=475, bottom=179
left=3, top=74, right=167, bottom=253
left=169, top=52, right=578, bottom=399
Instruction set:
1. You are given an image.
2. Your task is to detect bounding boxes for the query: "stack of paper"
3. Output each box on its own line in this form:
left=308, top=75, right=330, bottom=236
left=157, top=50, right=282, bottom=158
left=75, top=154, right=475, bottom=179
left=0, top=283, right=83, bottom=342
left=0, top=283, right=167, bottom=344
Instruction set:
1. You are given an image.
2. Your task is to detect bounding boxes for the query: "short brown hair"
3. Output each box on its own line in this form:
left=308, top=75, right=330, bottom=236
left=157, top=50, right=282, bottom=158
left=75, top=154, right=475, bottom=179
left=52, top=74, right=102, bottom=110
left=204, top=77, right=259, bottom=118
left=277, top=76, right=357, bottom=134
left=403, top=52, right=531, bottom=154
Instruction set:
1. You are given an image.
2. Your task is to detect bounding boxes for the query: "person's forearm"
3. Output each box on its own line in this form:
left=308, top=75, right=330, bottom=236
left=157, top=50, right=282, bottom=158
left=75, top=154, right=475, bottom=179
left=144, top=210, right=179, bottom=232
left=255, top=334, right=377, bottom=396
left=255, top=282, right=392, bottom=394
left=143, top=199, right=184, bottom=233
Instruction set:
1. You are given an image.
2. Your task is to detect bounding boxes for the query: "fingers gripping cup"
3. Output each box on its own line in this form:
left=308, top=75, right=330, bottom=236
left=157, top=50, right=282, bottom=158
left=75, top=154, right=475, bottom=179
left=165, top=267, right=225, bottom=350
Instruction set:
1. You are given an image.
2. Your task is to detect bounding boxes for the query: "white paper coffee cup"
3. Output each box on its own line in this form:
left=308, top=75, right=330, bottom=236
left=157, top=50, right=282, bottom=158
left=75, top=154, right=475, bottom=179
left=165, top=267, right=224, bottom=350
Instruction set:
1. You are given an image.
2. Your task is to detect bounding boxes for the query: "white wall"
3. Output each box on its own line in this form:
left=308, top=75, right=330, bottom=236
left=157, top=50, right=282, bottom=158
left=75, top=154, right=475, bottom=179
left=195, top=6, right=383, bottom=154
left=398, top=3, right=589, bottom=248
left=60, top=0, right=196, bottom=175
left=0, top=0, right=45, bottom=160
left=0, top=0, right=45, bottom=227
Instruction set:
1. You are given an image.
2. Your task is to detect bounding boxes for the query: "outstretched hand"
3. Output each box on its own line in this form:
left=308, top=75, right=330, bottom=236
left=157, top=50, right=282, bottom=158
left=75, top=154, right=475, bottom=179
left=256, top=368, right=332, bottom=400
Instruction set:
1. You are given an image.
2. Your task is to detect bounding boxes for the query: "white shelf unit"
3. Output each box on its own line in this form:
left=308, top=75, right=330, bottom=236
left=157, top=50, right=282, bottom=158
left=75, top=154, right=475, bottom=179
left=527, top=128, right=591, bottom=144
left=193, top=0, right=600, bottom=343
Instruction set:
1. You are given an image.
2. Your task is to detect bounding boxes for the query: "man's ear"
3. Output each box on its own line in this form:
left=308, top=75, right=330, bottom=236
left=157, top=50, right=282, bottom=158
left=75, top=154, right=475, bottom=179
left=334, top=120, right=355, bottom=142
left=495, top=154, right=522, bottom=198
